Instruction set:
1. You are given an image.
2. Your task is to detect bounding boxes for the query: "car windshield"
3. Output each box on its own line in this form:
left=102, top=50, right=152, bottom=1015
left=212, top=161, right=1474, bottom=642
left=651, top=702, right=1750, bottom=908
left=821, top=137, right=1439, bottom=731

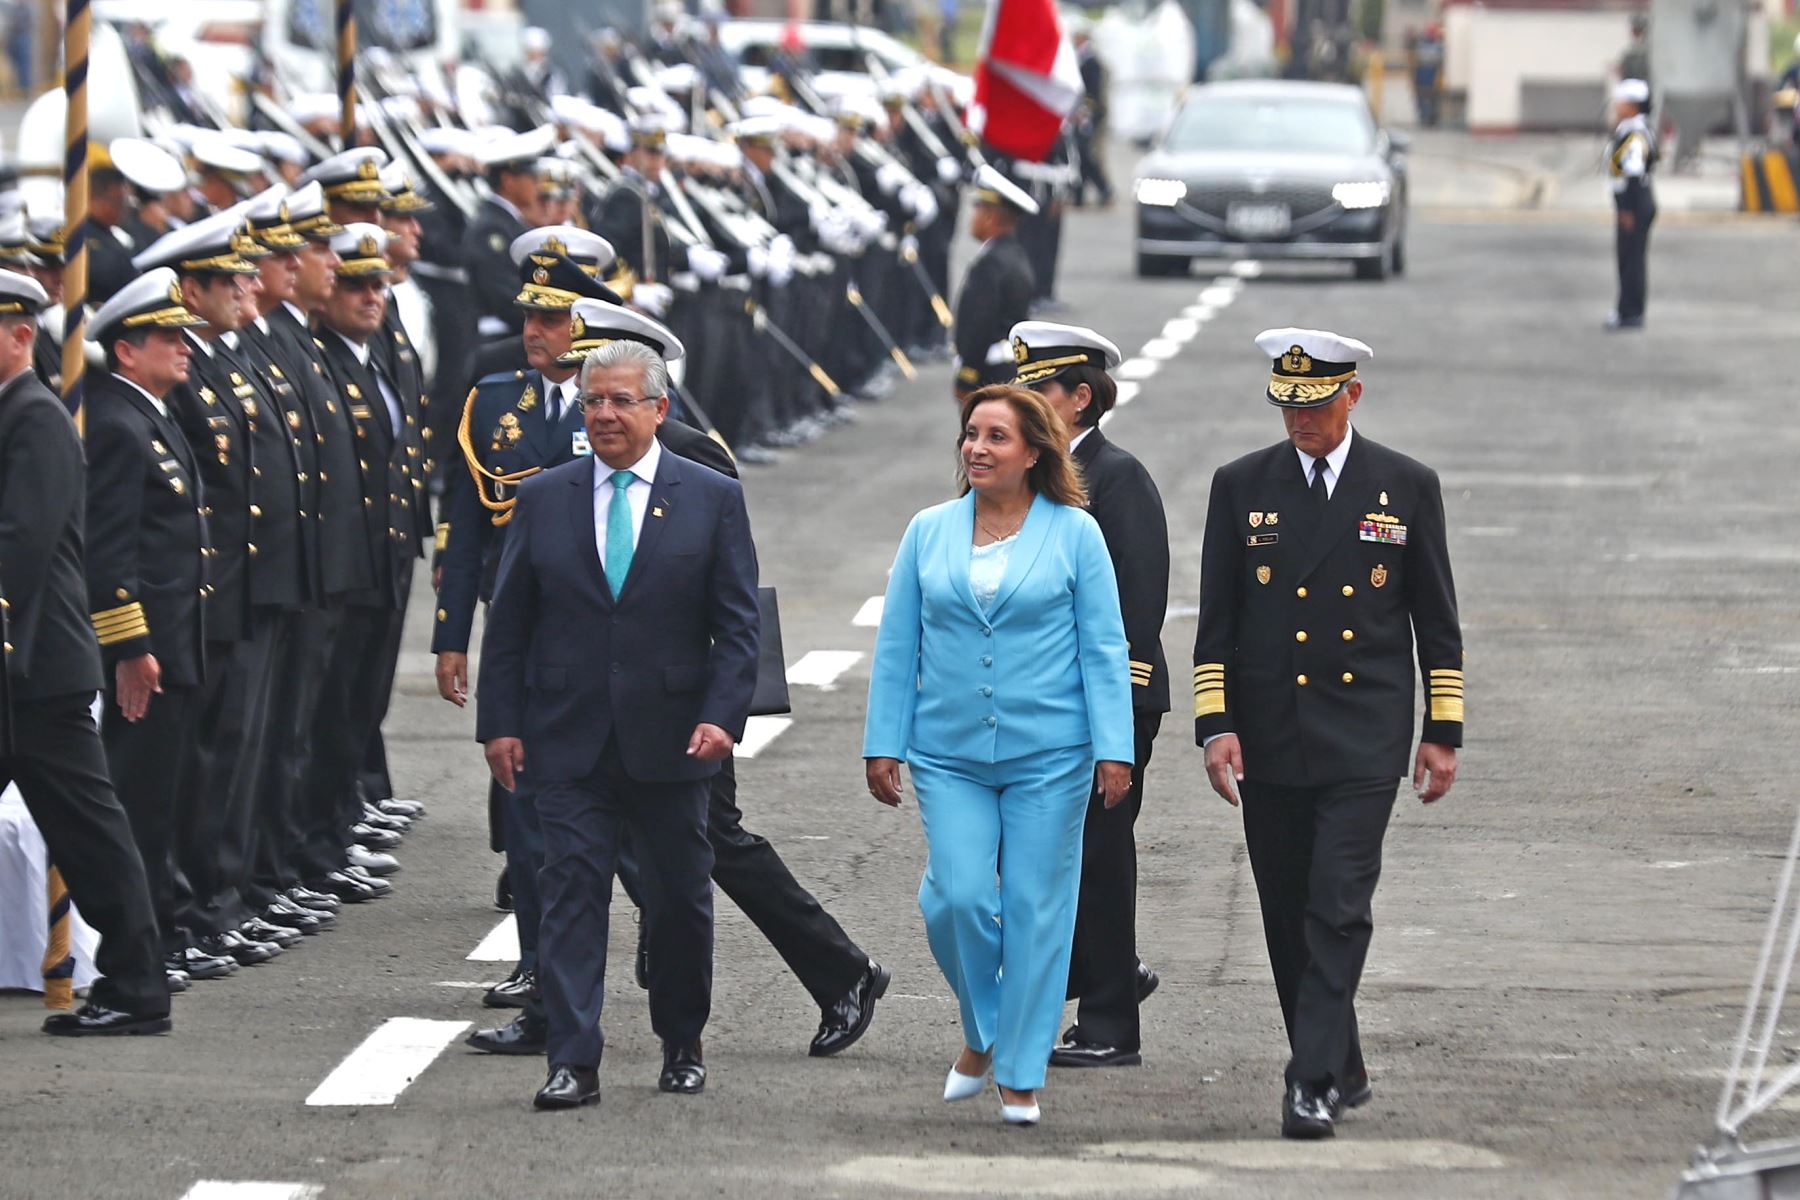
left=1163, top=96, right=1374, bottom=155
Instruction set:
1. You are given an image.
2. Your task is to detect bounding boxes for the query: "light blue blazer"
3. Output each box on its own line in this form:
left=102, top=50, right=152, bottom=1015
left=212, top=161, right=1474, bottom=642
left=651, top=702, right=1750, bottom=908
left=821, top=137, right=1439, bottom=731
left=863, top=491, right=1135, bottom=766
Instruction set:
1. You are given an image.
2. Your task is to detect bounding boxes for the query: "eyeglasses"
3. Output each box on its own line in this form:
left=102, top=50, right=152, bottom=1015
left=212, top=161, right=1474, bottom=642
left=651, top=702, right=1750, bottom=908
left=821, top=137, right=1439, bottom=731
left=574, top=393, right=660, bottom=413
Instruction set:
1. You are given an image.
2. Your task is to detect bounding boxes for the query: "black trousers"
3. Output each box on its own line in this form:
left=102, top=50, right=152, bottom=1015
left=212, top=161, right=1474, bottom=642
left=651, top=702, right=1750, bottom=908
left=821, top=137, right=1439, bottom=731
left=178, top=613, right=281, bottom=937
left=5, top=691, right=169, bottom=1014
left=103, top=679, right=200, bottom=956
left=1615, top=194, right=1655, bottom=321
left=296, top=604, right=388, bottom=879
left=1066, top=711, right=1161, bottom=1050
left=536, top=738, right=714, bottom=1070
left=250, top=606, right=333, bottom=902
left=1240, top=777, right=1398, bottom=1088
left=355, top=580, right=411, bottom=808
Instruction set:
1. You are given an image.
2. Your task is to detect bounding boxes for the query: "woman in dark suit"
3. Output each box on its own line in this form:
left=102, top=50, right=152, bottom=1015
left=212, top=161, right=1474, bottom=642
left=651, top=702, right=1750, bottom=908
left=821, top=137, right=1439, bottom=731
left=1010, top=322, right=1172, bottom=1071
left=864, top=385, right=1135, bottom=1125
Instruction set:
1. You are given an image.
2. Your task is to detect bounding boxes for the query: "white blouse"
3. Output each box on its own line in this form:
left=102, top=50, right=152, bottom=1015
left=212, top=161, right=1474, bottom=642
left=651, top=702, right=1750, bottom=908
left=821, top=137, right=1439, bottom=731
left=969, top=534, right=1017, bottom=611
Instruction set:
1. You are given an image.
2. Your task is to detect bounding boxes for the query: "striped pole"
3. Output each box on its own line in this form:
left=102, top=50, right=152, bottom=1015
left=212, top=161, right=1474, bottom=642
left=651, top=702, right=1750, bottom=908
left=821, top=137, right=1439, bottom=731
left=43, top=868, right=74, bottom=1010
left=61, top=0, right=89, bottom=420
left=337, top=0, right=357, bottom=149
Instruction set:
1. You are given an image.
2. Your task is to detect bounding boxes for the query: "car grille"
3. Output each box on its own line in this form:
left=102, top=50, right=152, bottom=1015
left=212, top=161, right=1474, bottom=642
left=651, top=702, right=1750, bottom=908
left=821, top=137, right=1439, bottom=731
left=1180, top=181, right=1338, bottom=220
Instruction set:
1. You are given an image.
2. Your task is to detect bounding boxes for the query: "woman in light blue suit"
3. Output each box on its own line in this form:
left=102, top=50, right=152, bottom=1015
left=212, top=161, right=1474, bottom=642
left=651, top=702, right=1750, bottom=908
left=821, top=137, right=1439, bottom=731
left=864, top=385, right=1135, bottom=1125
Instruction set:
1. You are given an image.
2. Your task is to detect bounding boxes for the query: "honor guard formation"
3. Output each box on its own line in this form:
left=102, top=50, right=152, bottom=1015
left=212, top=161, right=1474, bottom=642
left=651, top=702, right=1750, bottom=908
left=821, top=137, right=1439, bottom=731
left=0, top=2, right=1474, bottom=1150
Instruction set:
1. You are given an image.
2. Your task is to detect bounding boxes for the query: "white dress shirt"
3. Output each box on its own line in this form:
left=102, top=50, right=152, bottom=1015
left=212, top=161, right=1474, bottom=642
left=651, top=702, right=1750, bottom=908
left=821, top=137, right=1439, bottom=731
left=1069, top=427, right=1094, bottom=455
left=114, top=373, right=171, bottom=419
left=331, top=329, right=404, bottom=437
left=593, top=436, right=662, bottom=573
left=1294, top=423, right=1354, bottom=500
left=543, top=374, right=580, bottom=426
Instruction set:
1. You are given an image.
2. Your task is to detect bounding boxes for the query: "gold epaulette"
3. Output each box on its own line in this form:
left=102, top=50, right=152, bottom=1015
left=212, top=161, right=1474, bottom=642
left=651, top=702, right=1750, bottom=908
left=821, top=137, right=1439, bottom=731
left=1428, top=669, right=1464, bottom=723
left=92, top=601, right=148, bottom=647
left=1194, top=663, right=1225, bottom=717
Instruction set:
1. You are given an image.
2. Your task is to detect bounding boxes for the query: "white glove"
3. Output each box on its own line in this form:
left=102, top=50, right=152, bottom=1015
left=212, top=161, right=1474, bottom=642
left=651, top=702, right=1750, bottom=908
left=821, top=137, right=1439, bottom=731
left=687, top=245, right=729, bottom=281
left=769, top=234, right=796, bottom=265
left=875, top=160, right=909, bottom=195
left=768, top=256, right=794, bottom=288
left=748, top=244, right=770, bottom=277
left=853, top=208, right=886, bottom=239
left=633, top=281, right=673, bottom=317
left=903, top=183, right=939, bottom=227
left=808, top=200, right=834, bottom=230
left=937, top=156, right=961, bottom=184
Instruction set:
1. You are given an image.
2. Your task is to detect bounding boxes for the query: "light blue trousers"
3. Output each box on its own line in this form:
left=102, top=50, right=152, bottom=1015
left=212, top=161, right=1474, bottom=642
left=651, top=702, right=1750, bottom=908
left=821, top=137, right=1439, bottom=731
left=909, top=743, right=1094, bottom=1090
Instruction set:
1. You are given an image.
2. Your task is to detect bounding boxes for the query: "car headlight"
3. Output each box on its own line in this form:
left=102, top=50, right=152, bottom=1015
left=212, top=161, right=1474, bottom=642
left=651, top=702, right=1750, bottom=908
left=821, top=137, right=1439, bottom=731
left=1332, top=181, right=1391, bottom=210
left=1135, top=178, right=1187, bottom=207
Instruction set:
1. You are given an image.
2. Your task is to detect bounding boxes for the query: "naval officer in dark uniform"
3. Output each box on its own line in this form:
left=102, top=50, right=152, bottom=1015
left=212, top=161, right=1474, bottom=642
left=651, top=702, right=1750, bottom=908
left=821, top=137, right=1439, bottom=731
left=463, top=127, right=556, bottom=342
left=951, top=165, right=1037, bottom=401
left=1193, top=328, right=1463, bottom=1139
left=0, top=269, right=174, bottom=1033
left=1006, top=322, right=1171, bottom=1070
left=1606, top=78, right=1656, bottom=331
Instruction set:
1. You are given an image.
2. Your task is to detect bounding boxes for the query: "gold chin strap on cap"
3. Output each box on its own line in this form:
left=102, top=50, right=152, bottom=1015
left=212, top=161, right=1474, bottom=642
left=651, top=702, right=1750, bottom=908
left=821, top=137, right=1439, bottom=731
left=456, top=386, right=547, bottom=527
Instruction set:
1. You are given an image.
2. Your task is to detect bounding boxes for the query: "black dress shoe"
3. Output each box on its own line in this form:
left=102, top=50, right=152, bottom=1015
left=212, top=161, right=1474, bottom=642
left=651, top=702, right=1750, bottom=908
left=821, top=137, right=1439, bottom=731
left=167, top=947, right=237, bottom=980
left=1049, top=1038, right=1143, bottom=1068
left=634, top=913, right=649, bottom=990
left=809, top=961, right=890, bottom=1058
left=1282, top=1081, right=1335, bottom=1140
left=264, top=897, right=332, bottom=933
left=196, top=930, right=280, bottom=966
left=534, top=1065, right=599, bottom=1109
left=1329, top=1073, right=1373, bottom=1118
left=165, top=970, right=189, bottom=994
left=380, top=797, right=425, bottom=819
left=494, top=868, right=512, bottom=913
left=658, top=1041, right=705, bottom=1094
left=288, top=885, right=343, bottom=913
left=467, top=1012, right=548, bottom=1056
left=483, top=966, right=537, bottom=1009
left=240, top=917, right=302, bottom=948
left=340, top=865, right=393, bottom=896
left=308, top=873, right=375, bottom=903
left=43, top=1001, right=171, bottom=1036
left=1136, top=961, right=1159, bottom=1003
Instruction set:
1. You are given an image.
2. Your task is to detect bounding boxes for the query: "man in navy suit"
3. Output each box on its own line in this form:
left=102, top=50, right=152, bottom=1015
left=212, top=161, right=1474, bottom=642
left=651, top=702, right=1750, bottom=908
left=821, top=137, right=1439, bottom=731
left=477, top=310, right=760, bottom=1111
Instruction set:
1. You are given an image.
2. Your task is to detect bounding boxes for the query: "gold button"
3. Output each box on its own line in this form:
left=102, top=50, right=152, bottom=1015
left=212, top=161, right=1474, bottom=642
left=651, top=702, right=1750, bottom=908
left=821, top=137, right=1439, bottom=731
left=250, top=504, right=263, bottom=517
left=299, top=510, right=308, bottom=518
left=1296, top=674, right=1308, bottom=686
left=1295, top=631, right=1308, bottom=643
left=1342, top=585, right=1355, bottom=597
left=1342, top=672, right=1355, bottom=684
left=115, top=588, right=129, bottom=601
left=253, top=467, right=261, bottom=478
left=4, top=642, right=13, bottom=653
left=198, top=588, right=206, bottom=597
left=1342, top=630, right=1354, bottom=641
left=1296, top=587, right=1308, bottom=598
left=320, top=472, right=328, bottom=481
left=248, top=543, right=258, bottom=556
left=436, top=608, right=447, bottom=621
left=1, top=598, right=10, bottom=610
left=298, top=473, right=308, bottom=482
left=364, top=498, right=372, bottom=508
left=422, top=428, right=433, bottom=440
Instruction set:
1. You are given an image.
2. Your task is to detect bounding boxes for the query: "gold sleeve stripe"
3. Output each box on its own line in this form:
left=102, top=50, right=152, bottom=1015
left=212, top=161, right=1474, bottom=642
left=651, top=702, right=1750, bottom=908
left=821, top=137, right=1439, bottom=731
left=1429, top=669, right=1464, bottom=679
left=92, top=602, right=145, bottom=624
left=435, top=522, right=450, bottom=553
left=1429, top=699, right=1465, bottom=723
left=1130, top=660, right=1154, bottom=673
left=93, top=611, right=150, bottom=646
left=1195, top=693, right=1226, bottom=717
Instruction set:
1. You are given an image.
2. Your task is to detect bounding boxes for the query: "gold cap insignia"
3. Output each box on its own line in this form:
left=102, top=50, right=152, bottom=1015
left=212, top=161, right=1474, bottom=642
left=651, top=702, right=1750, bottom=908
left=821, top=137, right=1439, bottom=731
left=544, top=236, right=567, bottom=256
left=1011, top=336, right=1029, bottom=365
left=1280, top=345, right=1312, bottom=374
left=570, top=314, right=587, bottom=340
left=1371, top=564, right=1388, bottom=589
left=533, top=266, right=549, bottom=284
left=1256, top=565, right=1271, bottom=585
left=168, top=282, right=183, bottom=304
left=356, top=158, right=380, bottom=181
left=358, top=234, right=380, bottom=258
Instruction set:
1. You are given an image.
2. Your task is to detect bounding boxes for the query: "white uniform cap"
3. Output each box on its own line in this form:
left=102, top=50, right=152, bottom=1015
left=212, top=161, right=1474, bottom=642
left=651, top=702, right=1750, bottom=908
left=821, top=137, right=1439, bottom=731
left=510, top=225, right=615, bottom=269
left=290, top=93, right=341, bottom=125
left=190, top=136, right=266, bottom=178
left=89, top=267, right=204, bottom=342
left=730, top=115, right=783, bottom=144
left=259, top=131, right=308, bottom=166
left=564, top=297, right=685, bottom=365
left=381, top=95, right=424, bottom=126
left=417, top=126, right=471, bottom=157
left=836, top=94, right=885, bottom=128
left=282, top=179, right=343, bottom=240
left=328, top=222, right=392, bottom=276
left=1007, top=320, right=1123, bottom=385
left=1254, top=327, right=1374, bottom=408
left=972, top=163, right=1039, bottom=215
left=298, top=146, right=390, bottom=202
left=738, top=95, right=787, bottom=120
left=626, top=85, right=686, bottom=122
left=1614, top=78, right=1650, bottom=105
left=655, top=63, right=700, bottom=94
left=242, top=183, right=291, bottom=225
left=0, top=267, right=47, bottom=314
left=522, top=26, right=552, bottom=53
left=132, top=206, right=260, bottom=273
left=107, top=137, right=187, bottom=193
left=476, top=124, right=558, bottom=169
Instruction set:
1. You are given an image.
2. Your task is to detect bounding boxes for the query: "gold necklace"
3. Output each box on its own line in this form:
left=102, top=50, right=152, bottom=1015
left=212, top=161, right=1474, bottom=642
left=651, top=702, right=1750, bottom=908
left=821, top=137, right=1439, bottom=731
left=975, top=506, right=1025, bottom=543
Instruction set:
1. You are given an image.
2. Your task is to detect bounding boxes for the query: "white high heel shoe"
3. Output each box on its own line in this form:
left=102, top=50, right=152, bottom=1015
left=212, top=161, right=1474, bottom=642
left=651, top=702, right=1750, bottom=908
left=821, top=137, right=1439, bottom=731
left=943, top=1066, right=987, bottom=1102
left=1000, top=1097, right=1041, bottom=1125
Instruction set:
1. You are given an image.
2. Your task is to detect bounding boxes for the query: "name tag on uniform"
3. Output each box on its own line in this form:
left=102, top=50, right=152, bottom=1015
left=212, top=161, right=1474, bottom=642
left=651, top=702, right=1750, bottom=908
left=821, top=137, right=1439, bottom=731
left=1247, top=533, right=1278, bottom=548
left=572, top=429, right=592, bottom=457
left=1359, top=520, right=1407, bottom=546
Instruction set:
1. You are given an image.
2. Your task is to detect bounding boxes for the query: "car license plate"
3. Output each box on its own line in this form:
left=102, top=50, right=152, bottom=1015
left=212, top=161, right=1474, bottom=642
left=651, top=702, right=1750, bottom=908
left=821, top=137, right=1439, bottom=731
left=1227, top=203, right=1291, bottom=238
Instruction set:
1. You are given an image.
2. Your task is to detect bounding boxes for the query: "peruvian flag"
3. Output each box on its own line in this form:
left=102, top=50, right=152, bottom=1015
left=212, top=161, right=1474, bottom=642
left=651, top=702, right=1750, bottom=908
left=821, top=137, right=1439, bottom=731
left=969, top=0, right=1084, bottom=162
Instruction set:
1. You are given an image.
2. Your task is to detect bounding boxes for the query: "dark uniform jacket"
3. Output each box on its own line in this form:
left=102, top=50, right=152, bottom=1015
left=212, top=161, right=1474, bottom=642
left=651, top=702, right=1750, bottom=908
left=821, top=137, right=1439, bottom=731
left=953, top=232, right=1034, bottom=390
left=31, top=324, right=60, bottom=393
left=233, top=326, right=315, bottom=609
left=169, top=336, right=256, bottom=644
left=83, top=372, right=209, bottom=688
left=0, top=371, right=104, bottom=699
left=1074, top=427, right=1170, bottom=715
left=317, top=327, right=432, bottom=610
left=594, top=173, right=673, bottom=281
left=1193, top=432, right=1463, bottom=786
left=263, top=305, right=376, bottom=600
left=82, top=218, right=138, bottom=307
left=460, top=197, right=530, bottom=339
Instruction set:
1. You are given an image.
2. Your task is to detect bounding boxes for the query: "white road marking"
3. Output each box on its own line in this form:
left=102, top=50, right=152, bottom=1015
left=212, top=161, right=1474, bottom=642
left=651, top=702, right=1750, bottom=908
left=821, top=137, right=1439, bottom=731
left=1114, top=381, right=1141, bottom=407
left=433, top=980, right=500, bottom=989
left=1088, top=1140, right=1506, bottom=1171
left=1198, top=285, right=1238, bottom=306
left=851, top=595, right=884, bottom=626
left=735, top=716, right=793, bottom=759
left=785, top=650, right=864, bottom=690
left=797, top=835, right=830, bottom=841
left=1161, top=318, right=1201, bottom=340
left=304, top=1017, right=470, bottom=1107
left=829, top=1157, right=1212, bottom=1194
left=1138, top=338, right=1183, bottom=361
left=180, top=1186, right=322, bottom=1200
left=1181, top=303, right=1216, bottom=320
left=1116, top=358, right=1161, bottom=380
left=466, top=916, right=518, bottom=962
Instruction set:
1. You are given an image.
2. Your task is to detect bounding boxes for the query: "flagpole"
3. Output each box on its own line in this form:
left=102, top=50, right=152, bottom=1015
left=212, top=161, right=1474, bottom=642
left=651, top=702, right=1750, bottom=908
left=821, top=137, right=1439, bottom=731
left=337, top=0, right=357, bottom=149
left=61, top=0, right=89, bottom=421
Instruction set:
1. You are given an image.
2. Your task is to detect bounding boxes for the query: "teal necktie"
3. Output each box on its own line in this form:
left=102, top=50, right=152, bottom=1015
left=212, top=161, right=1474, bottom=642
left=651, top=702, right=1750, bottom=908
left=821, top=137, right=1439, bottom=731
left=605, top=469, right=636, bottom=596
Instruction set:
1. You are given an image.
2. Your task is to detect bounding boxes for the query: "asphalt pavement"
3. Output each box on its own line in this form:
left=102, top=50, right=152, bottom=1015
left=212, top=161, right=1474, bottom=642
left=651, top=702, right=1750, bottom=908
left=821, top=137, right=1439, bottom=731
left=8, top=159, right=1800, bottom=1199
